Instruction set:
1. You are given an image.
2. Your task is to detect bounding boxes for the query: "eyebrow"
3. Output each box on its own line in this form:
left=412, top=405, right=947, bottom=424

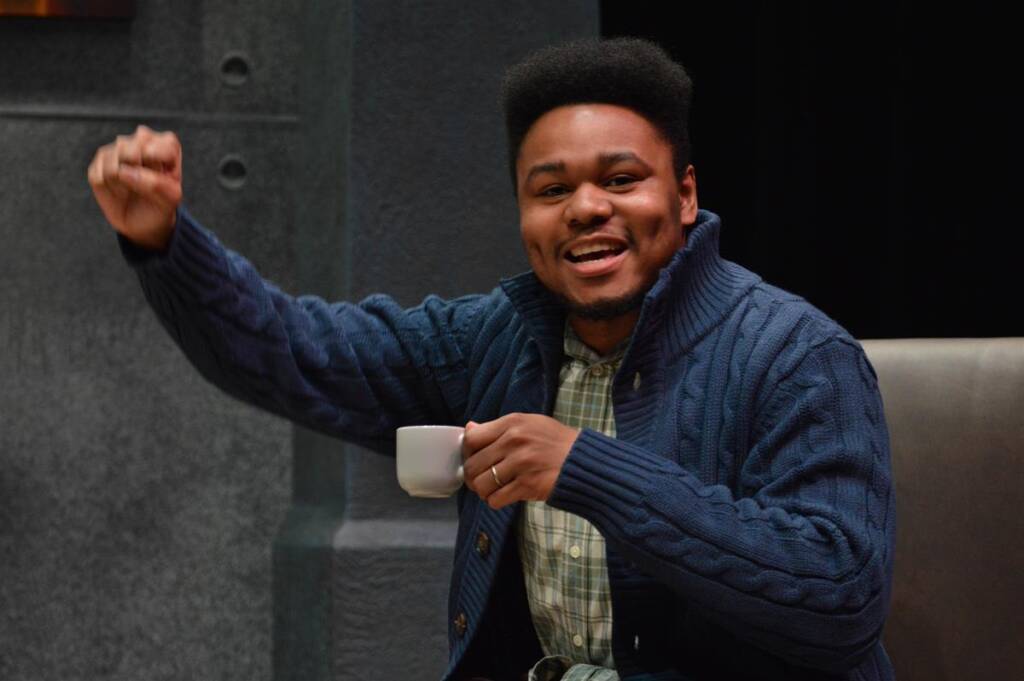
left=598, top=151, right=654, bottom=173
left=523, top=151, right=654, bottom=185
left=524, top=161, right=565, bottom=185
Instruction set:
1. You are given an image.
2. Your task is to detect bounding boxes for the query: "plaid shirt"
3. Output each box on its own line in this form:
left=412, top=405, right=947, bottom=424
left=519, top=324, right=624, bottom=681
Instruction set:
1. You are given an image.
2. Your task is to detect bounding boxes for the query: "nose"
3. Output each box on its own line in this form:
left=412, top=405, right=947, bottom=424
left=563, top=183, right=612, bottom=230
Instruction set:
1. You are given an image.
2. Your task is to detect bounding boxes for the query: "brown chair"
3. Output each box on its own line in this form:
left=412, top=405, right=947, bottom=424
left=860, top=339, right=1024, bottom=680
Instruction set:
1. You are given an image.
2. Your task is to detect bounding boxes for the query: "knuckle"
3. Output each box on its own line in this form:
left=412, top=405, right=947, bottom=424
left=507, top=426, right=529, bottom=447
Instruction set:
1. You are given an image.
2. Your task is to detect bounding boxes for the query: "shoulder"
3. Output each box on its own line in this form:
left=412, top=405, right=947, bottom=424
left=735, top=282, right=880, bottom=407
left=722, top=278, right=874, bottom=386
left=749, top=280, right=855, bottom=343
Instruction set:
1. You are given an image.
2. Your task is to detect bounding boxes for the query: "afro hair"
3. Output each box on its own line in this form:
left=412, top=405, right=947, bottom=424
left=502, top=37, right=694, bottom=190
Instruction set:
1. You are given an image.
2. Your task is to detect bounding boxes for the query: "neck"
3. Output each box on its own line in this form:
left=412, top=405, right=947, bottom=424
left=569, top=310, right=640, bottom=356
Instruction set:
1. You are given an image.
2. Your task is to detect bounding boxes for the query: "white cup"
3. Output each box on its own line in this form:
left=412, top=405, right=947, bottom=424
left=396, top=425, right=465, bottom=498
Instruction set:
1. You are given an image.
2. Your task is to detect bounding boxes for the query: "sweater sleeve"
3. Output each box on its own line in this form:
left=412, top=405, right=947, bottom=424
left=546, top=336, right=894, bottom=673
left=118, top=206, right=480, bottom=453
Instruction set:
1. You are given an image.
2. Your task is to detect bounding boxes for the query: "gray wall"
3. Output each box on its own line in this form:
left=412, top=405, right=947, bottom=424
left=1, top=2, right=597, bottom=680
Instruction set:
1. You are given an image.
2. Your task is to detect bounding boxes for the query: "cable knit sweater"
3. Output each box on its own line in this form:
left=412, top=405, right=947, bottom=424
left=118, top=208, right=895, bottom=681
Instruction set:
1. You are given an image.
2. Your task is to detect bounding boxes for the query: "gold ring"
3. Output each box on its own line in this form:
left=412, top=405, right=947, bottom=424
left=491, top=465, right=504, bottom=487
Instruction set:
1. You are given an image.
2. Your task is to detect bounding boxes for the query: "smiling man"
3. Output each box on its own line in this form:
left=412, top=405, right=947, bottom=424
left=518, top=104, right=695, bottom=353
left=89, top=38, right=895, bottom=681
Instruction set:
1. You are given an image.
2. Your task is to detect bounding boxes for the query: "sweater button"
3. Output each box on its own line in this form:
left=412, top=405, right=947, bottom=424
left=475, top=531, right=491, bottom=558
left=633, top=371, right=642, bottom=391
left=454, top=612, right=468, bottom=637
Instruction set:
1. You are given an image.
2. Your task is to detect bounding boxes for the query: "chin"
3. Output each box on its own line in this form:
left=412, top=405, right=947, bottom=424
left=560, top=287, right=648, bottom=321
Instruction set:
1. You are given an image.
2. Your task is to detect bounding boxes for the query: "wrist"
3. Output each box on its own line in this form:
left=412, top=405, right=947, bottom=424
left=125, top=213, right=177, bottom=253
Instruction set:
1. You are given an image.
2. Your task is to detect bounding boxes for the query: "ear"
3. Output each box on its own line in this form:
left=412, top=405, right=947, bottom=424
left=678, top=165, right=698, bottom=227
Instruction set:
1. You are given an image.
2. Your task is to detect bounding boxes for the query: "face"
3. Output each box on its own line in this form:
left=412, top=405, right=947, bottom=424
left=516, top=104, right=698, bottom=320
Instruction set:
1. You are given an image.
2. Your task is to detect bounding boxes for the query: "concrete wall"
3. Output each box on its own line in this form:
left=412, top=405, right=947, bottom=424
left=0, top=2, right=597, bottom=680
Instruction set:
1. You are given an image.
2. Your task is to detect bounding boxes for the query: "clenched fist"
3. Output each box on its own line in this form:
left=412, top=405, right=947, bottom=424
left=87, top=125, right=183, bottom=252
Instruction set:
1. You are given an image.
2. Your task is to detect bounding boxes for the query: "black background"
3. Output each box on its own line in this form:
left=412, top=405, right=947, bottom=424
left=603, top=1, right=1021, bottom=339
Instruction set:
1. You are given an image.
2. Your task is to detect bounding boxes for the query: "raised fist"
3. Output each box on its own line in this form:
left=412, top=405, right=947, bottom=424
left=87, top=125, right=183, bottom=251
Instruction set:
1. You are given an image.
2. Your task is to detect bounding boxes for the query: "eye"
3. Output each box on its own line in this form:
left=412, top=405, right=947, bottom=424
left=538, top=184, right=569, bottom=198
left=604, top=174, right=638, bottom=189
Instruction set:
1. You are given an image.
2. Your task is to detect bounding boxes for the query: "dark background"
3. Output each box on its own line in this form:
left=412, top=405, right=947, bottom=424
left=604, top=1, right=1022, bottom=339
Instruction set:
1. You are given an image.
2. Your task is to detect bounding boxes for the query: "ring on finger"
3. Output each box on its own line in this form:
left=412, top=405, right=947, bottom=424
left=490, top=465, right=504, bottom=488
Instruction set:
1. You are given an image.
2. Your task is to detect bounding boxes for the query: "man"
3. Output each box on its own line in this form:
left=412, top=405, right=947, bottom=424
left=88, top=39, right=895, bottom=681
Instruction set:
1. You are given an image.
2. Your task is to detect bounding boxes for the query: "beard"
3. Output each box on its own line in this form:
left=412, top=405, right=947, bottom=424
left=553, top=287, right=649, bottom=321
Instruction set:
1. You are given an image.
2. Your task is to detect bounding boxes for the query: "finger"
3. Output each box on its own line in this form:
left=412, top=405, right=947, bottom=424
left=462, top=419, right=481, bottom=462
left=88, top=151, right=118, bottom=210
left=117, top=164, right=182, bottom=206
left=132, top=125, right=163, bottom=150
left=116, top=134, right=144, bottom=168
left=484, top=479, right=526, bottom=510
left=93, top=145, right=133, bottom=200
left=468, top=458, right=511, bottom=498
left=141, top=133, right=181, bottom=176
left=461, top=421, right=479, bottom=464
left=101, top=142, right=122, bottom=185
left=87, top=149, right=106, bottom=189
left=462, top=438, right=510, bottom=486
left=463, top=413, right=519, bottom=454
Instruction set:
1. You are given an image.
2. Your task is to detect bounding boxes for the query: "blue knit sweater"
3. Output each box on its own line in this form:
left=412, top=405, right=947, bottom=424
left=119, top=208, right=895, bottom=681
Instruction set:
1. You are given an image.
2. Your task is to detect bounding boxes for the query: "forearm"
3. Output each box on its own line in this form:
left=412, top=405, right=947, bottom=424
left=119, top=206, right=470, bottom=449
left=547, top=342, right=895, bottom=672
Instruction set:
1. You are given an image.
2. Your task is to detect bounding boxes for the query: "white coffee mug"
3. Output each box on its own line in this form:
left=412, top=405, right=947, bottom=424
left=396, top=425, right=465, bottom=498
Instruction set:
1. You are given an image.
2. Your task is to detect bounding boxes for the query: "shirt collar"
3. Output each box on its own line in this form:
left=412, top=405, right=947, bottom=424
left=563, top=321, right=629, bottom=366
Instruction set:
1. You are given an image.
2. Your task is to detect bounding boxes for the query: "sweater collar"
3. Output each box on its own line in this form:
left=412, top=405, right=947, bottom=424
left=500, top=209, right=760, bottom=363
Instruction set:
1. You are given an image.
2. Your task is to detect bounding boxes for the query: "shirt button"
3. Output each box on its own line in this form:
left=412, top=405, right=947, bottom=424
left=572, top=633, right=584, bottom=648
left=569, top=545, right=582, bottom=559
left=475, top=531, right=490, bottom=558
left=589, top=364, right=606, bottom=378
left=454, top=612, right=468, bottom=637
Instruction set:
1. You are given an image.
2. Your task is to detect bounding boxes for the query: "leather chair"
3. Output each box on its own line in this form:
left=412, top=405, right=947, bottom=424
left=860, top=339, right=1024, bottom=680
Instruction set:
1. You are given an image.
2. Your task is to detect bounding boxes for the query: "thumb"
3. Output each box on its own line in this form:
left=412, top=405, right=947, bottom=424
left=465, top=420, right=478, bottom=431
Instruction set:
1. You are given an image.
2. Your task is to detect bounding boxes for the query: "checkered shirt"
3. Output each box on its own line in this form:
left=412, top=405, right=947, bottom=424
left=519, top=324, right=624, bottom=681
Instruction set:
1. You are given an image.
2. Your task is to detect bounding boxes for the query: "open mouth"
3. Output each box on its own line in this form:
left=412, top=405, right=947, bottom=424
left=565, top=243, right=627, bottom=263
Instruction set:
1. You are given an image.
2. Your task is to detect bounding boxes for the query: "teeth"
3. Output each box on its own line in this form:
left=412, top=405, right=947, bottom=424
left=570, top=242, right=621, bottom=257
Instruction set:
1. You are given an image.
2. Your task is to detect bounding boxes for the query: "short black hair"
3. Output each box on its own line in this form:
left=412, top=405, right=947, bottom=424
left=502, top=37, right=694, bottom=190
